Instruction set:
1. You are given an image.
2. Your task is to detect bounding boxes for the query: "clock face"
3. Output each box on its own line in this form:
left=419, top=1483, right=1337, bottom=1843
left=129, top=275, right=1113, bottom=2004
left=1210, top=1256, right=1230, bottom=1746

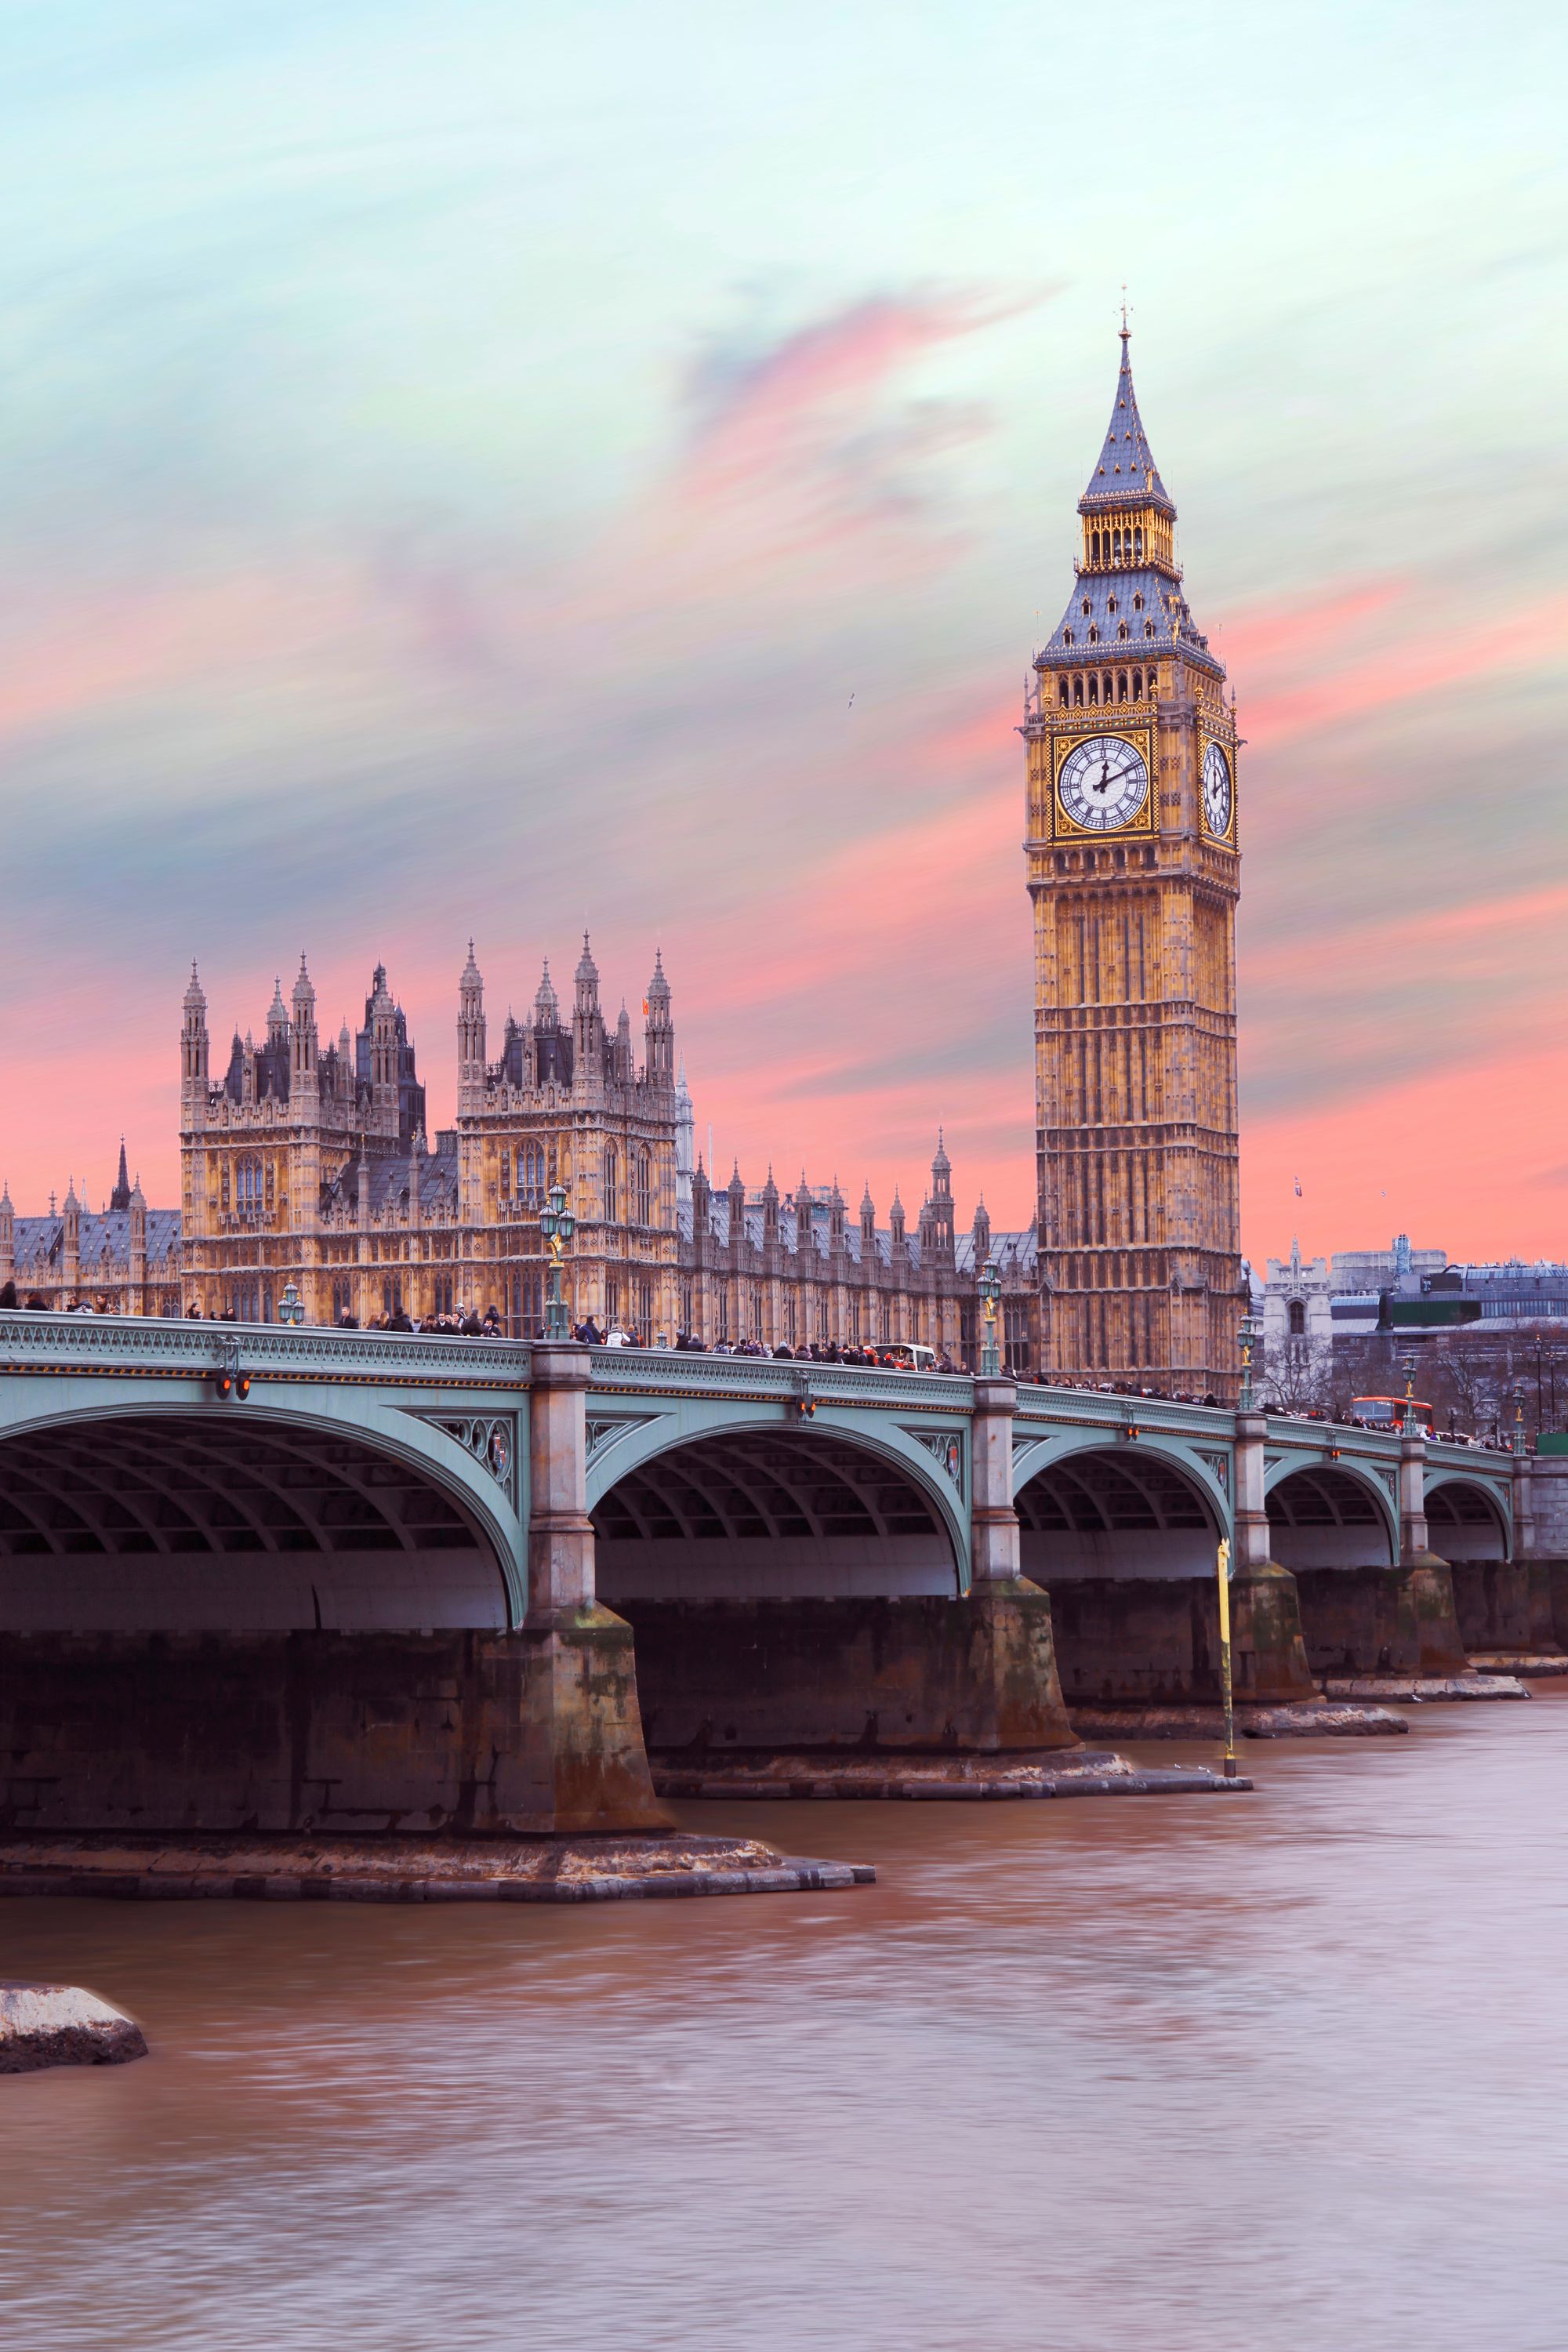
left=1202, top=742, right=1233, bottom=838
left=1058, top=735, right=1149, bottom=832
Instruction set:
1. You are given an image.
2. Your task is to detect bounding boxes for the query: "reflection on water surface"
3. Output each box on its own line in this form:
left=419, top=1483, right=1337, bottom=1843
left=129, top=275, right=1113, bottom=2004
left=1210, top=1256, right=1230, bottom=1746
left=4, top=1694, right=1567, bottom=2352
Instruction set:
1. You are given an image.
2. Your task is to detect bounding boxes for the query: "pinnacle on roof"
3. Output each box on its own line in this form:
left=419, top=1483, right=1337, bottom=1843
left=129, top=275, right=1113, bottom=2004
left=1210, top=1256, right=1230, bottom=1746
left=292, top=954, right=315, bottom=1007
left=461, top=938, right=482, bottom=985
left=535, top=959, right=558, bottom=1019
left=184, top=960, right=206, bottom=1011
left=931, top=1127, right=951, bottom=1175
left=111, top=1140, right=131, bottom=1214
left=267, top=975, right=288, bottom=1028
left=647, top=947, right=671, bottom=1004
left=575, top=930, right=598, bottom=984
left=129, top=1173, right=145, bottom=1208
left=860, top=1179, right=875, bottom=1217
left=1078, top=325, right=1174, bottom=518
left=0, top=1177, right=12, bottom=1212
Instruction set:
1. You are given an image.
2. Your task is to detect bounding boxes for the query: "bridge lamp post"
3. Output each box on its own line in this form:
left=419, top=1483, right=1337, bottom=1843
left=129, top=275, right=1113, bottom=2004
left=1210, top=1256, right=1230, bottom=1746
left=978, top=1257, right=1002, bottom=1377
left=540, top=1183, right=575, bottom=1341
left=1512, top=1379, right=1526, bottom=1457
left=1238, top=1311, right=1261, bottom=1410
left=1399, top=1350, right=1417, bottom=1429
left=278, top=1282, right=305, bottom=1327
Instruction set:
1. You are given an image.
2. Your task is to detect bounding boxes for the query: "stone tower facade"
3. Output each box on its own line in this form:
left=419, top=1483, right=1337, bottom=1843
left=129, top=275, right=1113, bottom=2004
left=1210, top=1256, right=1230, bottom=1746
left=1022, top=328, right=1243, bottom=1396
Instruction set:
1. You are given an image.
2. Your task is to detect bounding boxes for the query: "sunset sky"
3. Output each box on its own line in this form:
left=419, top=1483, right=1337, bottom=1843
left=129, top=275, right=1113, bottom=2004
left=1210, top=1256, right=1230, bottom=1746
left=2, top=2, right=1565, bottom=1265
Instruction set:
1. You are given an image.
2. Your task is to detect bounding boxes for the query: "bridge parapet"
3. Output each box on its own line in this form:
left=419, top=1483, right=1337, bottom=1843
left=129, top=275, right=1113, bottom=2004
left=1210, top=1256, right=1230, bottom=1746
left=0, top=1309, right=529, bottom=1389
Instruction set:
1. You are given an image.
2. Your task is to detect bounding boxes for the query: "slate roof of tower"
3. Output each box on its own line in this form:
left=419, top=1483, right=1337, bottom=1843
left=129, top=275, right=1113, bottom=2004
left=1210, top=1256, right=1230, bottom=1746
left=1037, top=566, right=1219, bottom=673
left=1079, top=331, right=1174, bottom=516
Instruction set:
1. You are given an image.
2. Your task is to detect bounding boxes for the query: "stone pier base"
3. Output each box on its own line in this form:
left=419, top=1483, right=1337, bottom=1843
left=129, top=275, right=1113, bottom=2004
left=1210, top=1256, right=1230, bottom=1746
left=1293, top=1556, right=1468, bottom=1678
left=1450, top=1559, right=1566, bottom=1659
left=0, top=1615, right=670, bottom=1836
left=616, top=1578, right=1078, bottom=1758
left=1042, top=1561, right=1316, bottom=1709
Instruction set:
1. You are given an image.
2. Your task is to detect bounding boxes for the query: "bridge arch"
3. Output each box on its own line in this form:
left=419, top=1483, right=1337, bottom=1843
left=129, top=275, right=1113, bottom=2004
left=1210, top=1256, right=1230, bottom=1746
left=590, top=1419, right=964, bottom=1601
left=1424, top=1474, right=1511, bottom=1563
left=1013, top=1442, right=1221, bottom=1581
left=0, top=1399, right=520, bottom=1631
left=1265, top=1462, right=1397, bottom=1570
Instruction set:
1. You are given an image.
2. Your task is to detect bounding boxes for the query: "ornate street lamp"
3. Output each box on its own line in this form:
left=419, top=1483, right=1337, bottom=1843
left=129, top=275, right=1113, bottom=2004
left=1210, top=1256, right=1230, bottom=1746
left=1399, top=1349, right=1417, bottom=1428
left=540, top=1182, right=575, bottom=1341
left=978, top=1256, right=1002, bottom=1376
left=1238, top=1310, right=1262, bottom=1410
left=278, top=1282, right=305, bottom=1327
left=1512, top=1378, right=1527, bottom=1457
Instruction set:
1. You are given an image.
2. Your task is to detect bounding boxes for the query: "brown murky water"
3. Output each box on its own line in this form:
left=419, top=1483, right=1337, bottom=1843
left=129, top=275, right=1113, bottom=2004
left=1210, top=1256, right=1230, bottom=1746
left=4, top=1693, right=1568, bottom=2351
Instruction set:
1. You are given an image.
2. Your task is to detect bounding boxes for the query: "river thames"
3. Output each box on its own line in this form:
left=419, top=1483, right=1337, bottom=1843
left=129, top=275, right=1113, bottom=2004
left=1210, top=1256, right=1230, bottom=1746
left=5, top=1693, right=1566, bottom=2351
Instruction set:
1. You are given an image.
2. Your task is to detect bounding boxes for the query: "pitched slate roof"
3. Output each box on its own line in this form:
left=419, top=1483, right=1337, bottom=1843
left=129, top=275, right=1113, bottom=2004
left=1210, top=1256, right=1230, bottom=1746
left=1079, top=329, right=1174, bottom=516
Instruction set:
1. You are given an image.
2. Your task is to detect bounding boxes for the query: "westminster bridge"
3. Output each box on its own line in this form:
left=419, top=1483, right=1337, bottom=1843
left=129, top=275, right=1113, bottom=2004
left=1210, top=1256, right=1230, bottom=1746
left=0, top=1312, right=1555, bottom=1835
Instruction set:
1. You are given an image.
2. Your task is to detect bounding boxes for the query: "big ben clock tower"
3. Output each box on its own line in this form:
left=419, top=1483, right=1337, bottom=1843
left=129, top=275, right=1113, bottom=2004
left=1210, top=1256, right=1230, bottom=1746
left=1022, top=326, right=1243, bottom=1397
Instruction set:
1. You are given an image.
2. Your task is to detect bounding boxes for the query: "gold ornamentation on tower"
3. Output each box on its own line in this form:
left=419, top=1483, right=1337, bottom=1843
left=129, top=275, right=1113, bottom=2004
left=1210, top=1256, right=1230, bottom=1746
left=1022, top=327, right=1243, bottom=1396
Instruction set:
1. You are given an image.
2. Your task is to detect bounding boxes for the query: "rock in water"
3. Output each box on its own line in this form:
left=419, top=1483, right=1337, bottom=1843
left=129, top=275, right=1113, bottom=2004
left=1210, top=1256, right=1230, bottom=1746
left=0, top=1983, right=148, bottom=2074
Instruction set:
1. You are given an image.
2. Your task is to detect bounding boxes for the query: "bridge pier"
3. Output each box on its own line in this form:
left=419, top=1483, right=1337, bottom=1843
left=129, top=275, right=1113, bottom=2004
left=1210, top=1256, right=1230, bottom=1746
left=519, top=1344, right=669, bottom=1831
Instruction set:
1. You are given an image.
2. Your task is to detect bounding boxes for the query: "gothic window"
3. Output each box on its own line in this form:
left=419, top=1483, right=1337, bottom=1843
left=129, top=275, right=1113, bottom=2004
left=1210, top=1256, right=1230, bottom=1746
left=751, top=1285, right=764, bottom=1341
left=637, top=1277, right=654, bottom=1337
left=1087, top=624, right=1099, bottom=644
left=1133, top=592, right=1144, bottom=612
left=681, top=1279, right=694, bottom=1333
left=1134, top=527, right=1144, bottom=560
left=1062, top=627, right=1073, bottom=645
left=880, top=1299, right=891, bottom=1343
left=1117, top=622, right=1128, bottom=641
left=848, top=1295, right=860, bottom=1343
left=1081, top=598, right=1091, bottom=616
left=1117, top=671, right=1128, bottom=701
left=635, top=1149, right=652, bottom=1226
left=1131, top=670, right=1143, bottom=700
left=1087, top=674, right=1099, bottom=706
left=1145, top=620, right=1156, bottom=638
left=517, top=1142, right=546, bottom=1207
left=220, top=1164, right=231, bottom=1211
left=1112, top=528, right=1123, bottom=562
left=235, top=1156, right=263, bottom=1211
left=499, top=1150, right=510, bottom=1199
left=265, top=1163, right=275, bottom=1210
left=601, top=1145, right=619, bottom=1224
left=1289, top=1300, right=1306, bottom=1336
left=785, top=1294, right=797, bottom=1343
left=1102, top=672, right=1113, bottom=702
left=1107, top=594, right=1117, bottom=614
left=1058, top=679, right=1069, bottom=708
left=606, top=1276, right=619, bottom=1323
left=817, top=1296, right=829, bottom=1343
left=717, top=1286, right=728, bottom=1340
left=1073, top=674, right=1084, bottom=706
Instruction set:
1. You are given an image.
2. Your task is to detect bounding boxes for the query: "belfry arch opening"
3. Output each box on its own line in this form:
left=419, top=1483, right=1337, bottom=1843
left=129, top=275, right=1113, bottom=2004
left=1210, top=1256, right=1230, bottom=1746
left=1425, top=1480, right=1508, bottom=1563
left=0, top=1414, right=510, bottom=1631
left=1266, top=1467, right=1394, bottom=1570
left=1014, top=1447, right=1218, bottom=1580
left=591, top=1428, right=960, bottom=1600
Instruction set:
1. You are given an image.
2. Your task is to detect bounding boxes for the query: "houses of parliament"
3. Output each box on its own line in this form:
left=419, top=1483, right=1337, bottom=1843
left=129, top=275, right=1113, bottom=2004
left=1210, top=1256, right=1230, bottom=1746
left=1, top=333, right=1243, bottom=1396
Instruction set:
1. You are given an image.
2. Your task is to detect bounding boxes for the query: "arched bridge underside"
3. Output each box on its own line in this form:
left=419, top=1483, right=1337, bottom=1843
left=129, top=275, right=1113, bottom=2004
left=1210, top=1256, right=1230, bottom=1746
left=1015, top=1448, right=1218, bottom=1581
left=593, top=1428, right=959, bottom=1600
left=1426, top=1479, right=1508, bottom=1562
left=0, top=1414, right=508, bottom=1631
left=1267, top=1466, right=1395, bottom=1570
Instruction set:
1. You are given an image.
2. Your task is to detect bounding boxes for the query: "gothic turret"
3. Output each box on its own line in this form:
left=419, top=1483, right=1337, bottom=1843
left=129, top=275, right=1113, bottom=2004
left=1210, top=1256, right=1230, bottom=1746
left=291, top=955, right=319, bottom=1109
left=859, top=1181, right=877, bottom=1247
left=368, top=963, right=399, bottom=1136
left=267, top=975, right=289, bottom=1051
left=644, top=949, right=674, bottom=1087
left=972, top=1195, right=992, bottom=1262
left=615, top=1001, right=633, bottom=1084
left=573, top=932, right=604, bottom=1077
left=889, top=1185, right=906, bottom=1259
left=110, top=1138, right=132, bottom=1215
left=927, top=1130, right=955, bottom=1261
left=672, top=1055, right=694, bottom=1213
left=181, top=961, right=209, bottom=1113
left=63, top=1178, right=80, bottom=1292
left=761, top=1166, right=780, bottom=1244
left=727, top=1160, right=746, bottom=1247
left=0, top=1178, right=14, bottom=1283
left=457, top=940, right=486, bottom=1113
